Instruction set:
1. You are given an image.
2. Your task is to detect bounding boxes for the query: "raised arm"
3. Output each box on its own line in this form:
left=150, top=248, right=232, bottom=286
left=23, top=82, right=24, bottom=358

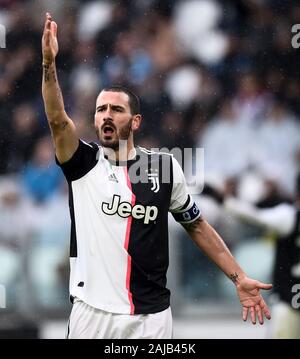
left=42, top=12, right=78, bottom=163
left=183, top=218, right=272, bottom=325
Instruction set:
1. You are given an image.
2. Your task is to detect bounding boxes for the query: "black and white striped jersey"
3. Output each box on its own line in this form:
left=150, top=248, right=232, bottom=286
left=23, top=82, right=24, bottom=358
left=56, top=140, right=201, bottom=314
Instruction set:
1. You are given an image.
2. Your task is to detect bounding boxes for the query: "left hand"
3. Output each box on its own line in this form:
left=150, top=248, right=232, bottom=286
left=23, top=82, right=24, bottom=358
left=236, top=276, right=272, bottom=325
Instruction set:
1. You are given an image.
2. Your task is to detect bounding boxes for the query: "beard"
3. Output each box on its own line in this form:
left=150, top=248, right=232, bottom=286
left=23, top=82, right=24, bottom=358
left=96, top=117, right=133, bottom=150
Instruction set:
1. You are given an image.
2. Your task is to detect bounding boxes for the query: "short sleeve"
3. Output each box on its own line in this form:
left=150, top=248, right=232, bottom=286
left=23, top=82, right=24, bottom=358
left=169, top=156, right=201, bottom=224
left=55, top=139, right=99, bottom=182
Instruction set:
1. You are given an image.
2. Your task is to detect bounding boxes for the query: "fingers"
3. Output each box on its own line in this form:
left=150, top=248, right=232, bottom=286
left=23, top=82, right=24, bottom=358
left=44, top=12, right=51, bottom=29
left=51, top=21, right=58, bottom=38
left=43, top=19, right=51, bottom=35
left=43, top=12, right=56, bottom=47
left=44, top=30, right=50, bottom=46
left=242, top=307, right=248, bottom=322
left=43, top=13, right=51, bottom=46
left=255, top=304, right=264, bottom=325
left=244, top=305, right=266, bottom=325
left=260, top=299, right=271, bottom=320
left=250, top=306, right=256, bottom=325
left=44, top=12, right=55, bottom=36
left=243, top=298, right=271, bottom=325
left=256, top=281, right=273, bottom=290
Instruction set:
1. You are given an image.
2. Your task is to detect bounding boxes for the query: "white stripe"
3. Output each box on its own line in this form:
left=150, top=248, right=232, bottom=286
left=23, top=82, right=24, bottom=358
left=138, top=147, right=174, bottom=158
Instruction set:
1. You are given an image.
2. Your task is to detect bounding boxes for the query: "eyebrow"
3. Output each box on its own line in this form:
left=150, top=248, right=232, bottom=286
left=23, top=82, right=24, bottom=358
left=96, top=104, right=126, bottom=111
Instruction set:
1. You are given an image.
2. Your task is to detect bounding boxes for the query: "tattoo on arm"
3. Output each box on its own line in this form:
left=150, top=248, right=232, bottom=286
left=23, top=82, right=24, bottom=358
left=43, top=64, right=50, bottom=82
left=51, top=69, right=57, bottom=83
left=182, top=217, right=203, bottom=232
left=61, top=121, right=68, bottom=130
left=50, top=120, right=68, bottom=132
left=229, top=272, right=239, bottom=284
left=44, top=65, right=63, bottom=103
left=43, top=64, right=58, bottom=84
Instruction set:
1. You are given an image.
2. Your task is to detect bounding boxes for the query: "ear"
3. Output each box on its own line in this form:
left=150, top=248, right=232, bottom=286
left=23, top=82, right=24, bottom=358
left=132, top=114, right=142, bottom=131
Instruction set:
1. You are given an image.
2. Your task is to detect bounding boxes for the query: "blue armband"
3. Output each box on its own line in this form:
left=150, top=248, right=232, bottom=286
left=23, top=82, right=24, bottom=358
left=172, top=201, right=201, bottom=223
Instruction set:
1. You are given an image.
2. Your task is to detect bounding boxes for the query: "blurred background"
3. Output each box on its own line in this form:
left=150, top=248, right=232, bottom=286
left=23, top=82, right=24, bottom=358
left=0, top=0, right=299, bottom=338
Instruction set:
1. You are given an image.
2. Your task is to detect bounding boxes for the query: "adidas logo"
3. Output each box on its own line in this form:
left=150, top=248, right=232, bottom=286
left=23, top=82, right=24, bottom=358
left=108, top=173, right=118, bottom=183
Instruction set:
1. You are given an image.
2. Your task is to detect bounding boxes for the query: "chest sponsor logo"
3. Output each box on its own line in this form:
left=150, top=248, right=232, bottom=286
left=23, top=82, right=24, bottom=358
left=102, top=194, right=158, bottom=224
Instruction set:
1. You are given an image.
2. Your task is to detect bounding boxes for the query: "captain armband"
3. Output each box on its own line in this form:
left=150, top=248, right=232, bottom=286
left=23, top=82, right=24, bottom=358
left=172, top=201, right=201, bottom=224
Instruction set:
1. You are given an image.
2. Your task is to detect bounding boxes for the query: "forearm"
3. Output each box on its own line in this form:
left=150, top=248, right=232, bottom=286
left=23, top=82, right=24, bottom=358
left=185, top=218, right=246, bottom=285
left=42, top=61, right=67, bottom=121
left=41, top=12, right=78, bottom=163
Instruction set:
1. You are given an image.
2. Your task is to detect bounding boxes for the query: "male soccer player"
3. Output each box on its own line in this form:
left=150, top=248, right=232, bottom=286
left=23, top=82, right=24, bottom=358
left=42, top=13, right=272, bottom=339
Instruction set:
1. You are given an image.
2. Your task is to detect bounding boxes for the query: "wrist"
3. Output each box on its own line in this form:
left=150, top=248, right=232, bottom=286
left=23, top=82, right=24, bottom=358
left=42, top=60, right=54, bottom=67
left=229, top=271, right=246, bottom=286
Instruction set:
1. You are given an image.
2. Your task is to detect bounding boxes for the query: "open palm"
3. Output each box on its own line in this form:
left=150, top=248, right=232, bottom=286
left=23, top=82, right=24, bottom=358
left=236, top=277, right=272, bottom=325
left=42, top=12, right=58, bottom=65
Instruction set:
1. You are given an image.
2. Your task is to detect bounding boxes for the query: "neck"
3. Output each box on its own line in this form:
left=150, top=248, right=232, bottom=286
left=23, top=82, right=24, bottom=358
left=104, top=140, right=135, bottom=162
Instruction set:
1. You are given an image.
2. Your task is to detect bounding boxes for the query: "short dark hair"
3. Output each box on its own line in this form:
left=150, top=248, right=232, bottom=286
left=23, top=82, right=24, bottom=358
left=101, top=86, right=140, bottom=115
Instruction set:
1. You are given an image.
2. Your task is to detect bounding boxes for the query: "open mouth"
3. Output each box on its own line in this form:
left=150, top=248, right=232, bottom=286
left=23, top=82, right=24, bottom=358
left=102, top=124, right=115, bottom=136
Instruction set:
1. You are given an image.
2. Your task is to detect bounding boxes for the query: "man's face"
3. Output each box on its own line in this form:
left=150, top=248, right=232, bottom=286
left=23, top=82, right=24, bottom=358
left=94, top=91, right=138, bottom=150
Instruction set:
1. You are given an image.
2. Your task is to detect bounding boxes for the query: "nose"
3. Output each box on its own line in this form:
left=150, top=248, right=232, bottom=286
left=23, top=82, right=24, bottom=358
left=104, top=105, right=113, bottom=118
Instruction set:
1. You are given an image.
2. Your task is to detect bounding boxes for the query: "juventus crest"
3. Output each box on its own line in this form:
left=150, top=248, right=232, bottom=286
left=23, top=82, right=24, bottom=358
left=146, top=169, right=160, bottom=193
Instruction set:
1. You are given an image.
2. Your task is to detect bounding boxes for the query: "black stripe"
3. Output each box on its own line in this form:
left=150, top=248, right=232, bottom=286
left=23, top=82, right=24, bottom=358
left=127, top=152, right=172, bottom=314
left=69, top=183, right=77, bottom=257
left=56, top=140, right=99, bottom=182
left=66, top=320, right=70, bottom=339
left=170, top=154, right=173, bottom=186
left=179, top=194, right=191, bottom=212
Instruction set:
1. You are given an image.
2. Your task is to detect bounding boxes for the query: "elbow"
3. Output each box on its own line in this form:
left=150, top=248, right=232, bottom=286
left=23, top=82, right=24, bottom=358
left=46, top=111, right=67, bottom=125
left=48, top=116, right=69, bottom=132
left=48, top=116, right=63, bottom=127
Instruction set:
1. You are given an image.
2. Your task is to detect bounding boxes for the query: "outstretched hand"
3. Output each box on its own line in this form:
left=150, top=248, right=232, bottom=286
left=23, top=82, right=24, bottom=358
left=42, top=12, right=58, bottom=66
left=236, top=276, right=272, bottom=325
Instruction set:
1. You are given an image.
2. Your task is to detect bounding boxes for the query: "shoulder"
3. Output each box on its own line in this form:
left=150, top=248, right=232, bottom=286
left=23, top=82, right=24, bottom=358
left=56, top=139, right=101, bottom=181
left=137, top=146, right=176, bottom=176
left=137, top=146, right=175, bottom=164
left=137, top=146, right=172, bottom=157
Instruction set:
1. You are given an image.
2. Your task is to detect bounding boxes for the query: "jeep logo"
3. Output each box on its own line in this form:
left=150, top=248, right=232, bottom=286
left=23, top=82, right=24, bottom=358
left=102, top=195, right=158, bottom=224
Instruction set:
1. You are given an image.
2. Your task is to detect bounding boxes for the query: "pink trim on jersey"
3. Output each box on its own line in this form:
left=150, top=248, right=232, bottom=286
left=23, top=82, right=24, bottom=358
left=123, top=166, right=136, bottom=315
